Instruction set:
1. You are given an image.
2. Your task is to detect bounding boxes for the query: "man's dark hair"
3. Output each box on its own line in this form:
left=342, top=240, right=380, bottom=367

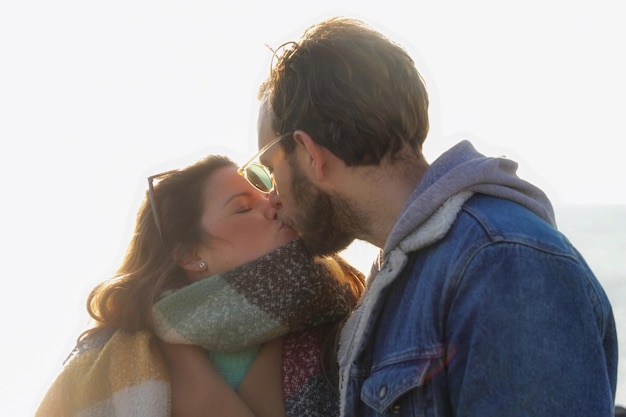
left=259, top=17, right=430, bottom=166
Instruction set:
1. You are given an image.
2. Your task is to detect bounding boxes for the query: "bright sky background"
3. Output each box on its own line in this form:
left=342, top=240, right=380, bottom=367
left=1, top=0, right=624, bottom=415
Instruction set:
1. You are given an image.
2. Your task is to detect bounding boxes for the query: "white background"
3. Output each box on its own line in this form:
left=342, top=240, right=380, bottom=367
left=1, top=1, right=624, bottom=415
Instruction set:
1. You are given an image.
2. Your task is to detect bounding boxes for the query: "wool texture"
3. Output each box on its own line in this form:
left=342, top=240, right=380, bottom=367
left=152, top=238, right=357, bottom=352
left=35, top=329, right=169, bottom=417
left=36, top=238, right=359, bottom=417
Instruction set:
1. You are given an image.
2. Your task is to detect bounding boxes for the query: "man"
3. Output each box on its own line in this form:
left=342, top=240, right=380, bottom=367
left=239, top=17, right=618, bottom=416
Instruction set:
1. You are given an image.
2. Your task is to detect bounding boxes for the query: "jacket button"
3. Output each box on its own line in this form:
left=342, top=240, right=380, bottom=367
left=391, top=402, right=401, bottom=414
left=378, top=385, right=387, bottom=399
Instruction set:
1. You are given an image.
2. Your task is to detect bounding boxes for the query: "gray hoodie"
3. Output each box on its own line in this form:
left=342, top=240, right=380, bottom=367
left=385, top=140, right=556, bottom=254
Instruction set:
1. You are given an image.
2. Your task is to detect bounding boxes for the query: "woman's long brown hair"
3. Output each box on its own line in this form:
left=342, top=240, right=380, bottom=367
left=80, top=155, right=235, bottom=340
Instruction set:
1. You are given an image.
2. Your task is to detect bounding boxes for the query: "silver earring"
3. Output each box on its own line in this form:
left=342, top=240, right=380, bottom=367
left=199, top=262, right=207, bottom=271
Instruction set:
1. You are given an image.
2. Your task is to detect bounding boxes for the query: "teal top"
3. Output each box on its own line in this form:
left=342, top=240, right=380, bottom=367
left=205, top=346, right=261, bottom=390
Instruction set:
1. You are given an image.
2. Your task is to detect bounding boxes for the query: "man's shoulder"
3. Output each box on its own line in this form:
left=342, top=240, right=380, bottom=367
left=462, top=194, right=554, bottom=232
left=455, top=194, right=571, bottom=255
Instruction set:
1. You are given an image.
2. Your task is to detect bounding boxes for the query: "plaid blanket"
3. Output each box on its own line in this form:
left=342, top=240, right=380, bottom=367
left=36, top=239, right=359, bottom=417
left=35, top=329, right=169, bottom=417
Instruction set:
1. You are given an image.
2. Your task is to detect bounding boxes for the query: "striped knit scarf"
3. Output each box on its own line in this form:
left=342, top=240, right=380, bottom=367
left=152, top=238, right=356, bottom=352
left=152, top=237, right=359, bottom=415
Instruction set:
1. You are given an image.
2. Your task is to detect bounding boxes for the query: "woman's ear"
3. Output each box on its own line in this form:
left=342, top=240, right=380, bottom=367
left=177, top=248, right=208, bottom=273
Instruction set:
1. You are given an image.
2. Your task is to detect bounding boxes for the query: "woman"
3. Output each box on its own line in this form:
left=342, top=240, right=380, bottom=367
left=35, top=155, right=365, bottom=417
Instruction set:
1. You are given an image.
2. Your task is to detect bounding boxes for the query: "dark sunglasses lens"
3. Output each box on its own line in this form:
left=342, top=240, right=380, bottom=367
left=245, top=164, right=273, bottom=192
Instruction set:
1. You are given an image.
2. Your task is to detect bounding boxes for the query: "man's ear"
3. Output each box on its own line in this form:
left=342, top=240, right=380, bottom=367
left=293, top=130, right=328, bottom=180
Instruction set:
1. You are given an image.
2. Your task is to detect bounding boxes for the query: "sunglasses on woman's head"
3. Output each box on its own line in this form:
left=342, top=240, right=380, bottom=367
left=238, top=132, right=293, bottom=193
left=147, top=169, right=179, bottom=244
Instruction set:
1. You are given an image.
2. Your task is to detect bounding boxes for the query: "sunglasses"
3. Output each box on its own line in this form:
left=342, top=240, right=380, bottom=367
left=147, top=169, right=179, bottom=244
left=238, top=131, right=293, bottom=193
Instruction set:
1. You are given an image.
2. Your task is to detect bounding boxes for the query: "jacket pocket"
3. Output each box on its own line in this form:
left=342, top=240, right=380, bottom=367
left=360, top=352, right=444, bottom=414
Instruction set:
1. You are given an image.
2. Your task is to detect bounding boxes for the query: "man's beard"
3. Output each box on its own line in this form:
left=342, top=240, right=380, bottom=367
left=288, top=161, right=366, bottom=256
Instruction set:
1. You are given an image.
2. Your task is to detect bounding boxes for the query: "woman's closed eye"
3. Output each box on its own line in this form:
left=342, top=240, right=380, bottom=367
left=228, top=196, right=255, bottom=214
left=223, top=191, right=266, bottom=215
left=235, top=205, right=252, bottom=213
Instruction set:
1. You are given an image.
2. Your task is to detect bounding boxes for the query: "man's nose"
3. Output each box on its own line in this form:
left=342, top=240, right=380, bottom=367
left=261, top=191, right=283, bottom=219
left=268, top=190, right=283, bottom=211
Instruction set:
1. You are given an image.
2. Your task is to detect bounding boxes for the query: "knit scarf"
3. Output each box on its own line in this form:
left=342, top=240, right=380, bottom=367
left=35, top=239, right=358, bottom=417
left=152, top=238, right=357, bottom=351
left=152, top=238, right=360, bottom=415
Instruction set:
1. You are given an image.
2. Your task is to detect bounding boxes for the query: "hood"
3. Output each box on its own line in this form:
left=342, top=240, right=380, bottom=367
left=385, top=140, right=556, bottom=253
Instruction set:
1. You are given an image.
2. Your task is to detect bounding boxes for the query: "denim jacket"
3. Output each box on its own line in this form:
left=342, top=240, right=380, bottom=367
left=338, top=141, right=617, bottom=417
left=338, top=142, right=618, bottom=416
